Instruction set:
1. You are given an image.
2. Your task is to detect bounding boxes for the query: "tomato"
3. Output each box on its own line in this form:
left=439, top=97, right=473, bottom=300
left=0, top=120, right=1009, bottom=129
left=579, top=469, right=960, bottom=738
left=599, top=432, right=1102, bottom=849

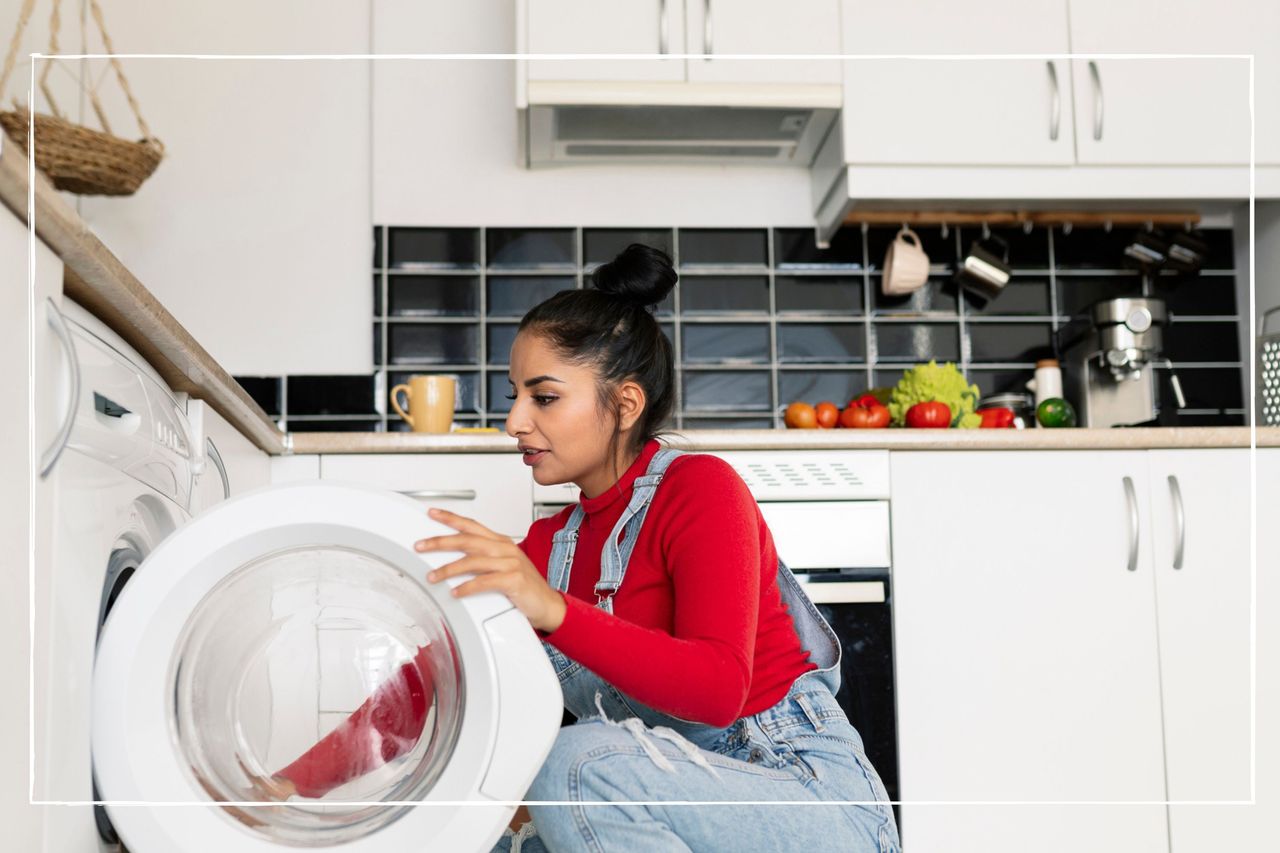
left=815, top=401, right=839, bottom=429
left=843, top=403, right=891, bottom=428
left=784, top=401, right=818, bottom=429
left=905, top=401, right=952, bottom=428
left=851, top=393, right=881, bottom=409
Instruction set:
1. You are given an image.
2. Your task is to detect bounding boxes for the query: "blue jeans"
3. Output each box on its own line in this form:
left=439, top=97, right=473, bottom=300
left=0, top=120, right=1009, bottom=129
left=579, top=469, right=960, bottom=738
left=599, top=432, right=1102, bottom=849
left=491, top=671, right=900, bottom=853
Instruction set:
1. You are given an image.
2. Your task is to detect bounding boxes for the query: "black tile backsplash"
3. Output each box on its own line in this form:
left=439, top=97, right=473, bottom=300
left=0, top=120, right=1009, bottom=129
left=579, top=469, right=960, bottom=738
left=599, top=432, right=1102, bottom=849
left=235, top=376, right=282, bottom=417
left=962, top=277, right=1051, bottom=316
left=256, top=223, right=1244, bottom=431
left=679, top=229, right=768, bottom=267
left=774, top=227, right=863, bottom=269
left=679, top=275, right=771, bottom=314
left=968, top=322, right=1056, bottom=363
left=876, top=323, right=961, bottom=363
left=487, top=228, right=576, bottom=269
left=388, top=227, right=478, bottom=270
left=871, top=276, right=957, bottom=315
left=388, top=275, right=479, bottom=316
left=584, top=228, right=674, bottom=267
left=287, top=375, right=378, bottom=416
left=1056, top=274, right=1145, bottom=316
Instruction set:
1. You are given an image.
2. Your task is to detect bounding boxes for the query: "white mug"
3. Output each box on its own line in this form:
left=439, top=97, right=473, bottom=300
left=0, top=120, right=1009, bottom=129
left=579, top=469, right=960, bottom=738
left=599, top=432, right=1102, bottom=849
left=882, top=227, right=930, bottom=296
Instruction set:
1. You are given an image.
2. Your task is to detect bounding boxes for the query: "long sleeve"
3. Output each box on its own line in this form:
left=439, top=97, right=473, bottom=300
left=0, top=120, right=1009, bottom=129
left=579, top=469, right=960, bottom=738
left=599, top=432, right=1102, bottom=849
left=540, top=459, right=763, bottom=727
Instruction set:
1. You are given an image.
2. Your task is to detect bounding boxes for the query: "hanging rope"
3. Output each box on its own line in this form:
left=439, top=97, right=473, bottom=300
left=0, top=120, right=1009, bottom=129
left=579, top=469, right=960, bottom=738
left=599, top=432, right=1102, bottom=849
left=0, top=0, right=163, bottom=195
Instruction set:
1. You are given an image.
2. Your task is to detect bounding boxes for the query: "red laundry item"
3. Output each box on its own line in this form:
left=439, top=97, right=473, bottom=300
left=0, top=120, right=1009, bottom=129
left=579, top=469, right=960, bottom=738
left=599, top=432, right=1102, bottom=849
left=275, top=645, right=434, bottom=798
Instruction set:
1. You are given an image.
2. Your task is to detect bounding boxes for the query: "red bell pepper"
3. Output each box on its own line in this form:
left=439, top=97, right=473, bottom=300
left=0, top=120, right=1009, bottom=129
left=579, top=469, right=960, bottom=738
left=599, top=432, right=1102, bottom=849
left=905, top=401, right=952, bottom=428
left=977, top=407, right=1016, bottom=429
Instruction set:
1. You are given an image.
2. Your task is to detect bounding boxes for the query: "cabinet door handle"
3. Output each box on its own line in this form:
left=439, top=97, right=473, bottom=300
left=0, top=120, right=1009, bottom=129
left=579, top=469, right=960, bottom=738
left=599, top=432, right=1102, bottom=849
left=1089, top=60, right=1104, bottom=141
left=1047, top=61, right=1061, bottom=141
left=398, top=489, right=477, bottom=501
left=703, top=0, right=713, bottom=59
left=1123, top=475, right=1139, bottom=572
left=658, top=0, right=669, bottom=55
left=40, top=298, right=80, bottom=479
left=1168, top=475, right=1185, bottom=570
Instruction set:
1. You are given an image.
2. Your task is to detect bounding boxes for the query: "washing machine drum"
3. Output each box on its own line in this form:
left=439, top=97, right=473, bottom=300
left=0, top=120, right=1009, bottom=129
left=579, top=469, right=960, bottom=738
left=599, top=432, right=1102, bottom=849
left=92, top=481, right=563, bottom=853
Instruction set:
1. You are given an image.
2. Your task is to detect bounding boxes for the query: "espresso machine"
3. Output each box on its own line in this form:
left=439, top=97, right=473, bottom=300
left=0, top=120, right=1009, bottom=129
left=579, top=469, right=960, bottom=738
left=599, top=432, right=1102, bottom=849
left=1057, top=297, right=1187, bottom=427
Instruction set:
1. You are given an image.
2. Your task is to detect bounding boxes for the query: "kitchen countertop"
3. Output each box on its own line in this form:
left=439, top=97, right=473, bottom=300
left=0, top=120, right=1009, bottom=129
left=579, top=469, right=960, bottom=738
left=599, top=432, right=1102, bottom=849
left=5, top=132, right=1277, bottom=456
left=293, top=426, right=1280, bottom=453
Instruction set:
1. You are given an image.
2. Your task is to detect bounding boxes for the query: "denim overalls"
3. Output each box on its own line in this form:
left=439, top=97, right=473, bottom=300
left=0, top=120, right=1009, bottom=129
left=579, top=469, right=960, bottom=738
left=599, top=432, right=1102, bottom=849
left=497, top=447, right=900, bottom=853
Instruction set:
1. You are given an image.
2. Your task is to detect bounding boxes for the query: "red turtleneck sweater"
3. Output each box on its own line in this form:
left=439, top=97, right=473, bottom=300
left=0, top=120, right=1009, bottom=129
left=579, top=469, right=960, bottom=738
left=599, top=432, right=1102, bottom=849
left=518, top=438, right=815, bottom=727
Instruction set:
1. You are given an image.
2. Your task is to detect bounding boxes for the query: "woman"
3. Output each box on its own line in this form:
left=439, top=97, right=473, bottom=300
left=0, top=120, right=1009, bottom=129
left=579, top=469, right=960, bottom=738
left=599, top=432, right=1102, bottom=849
left=414, top=243, right=900, bottom=853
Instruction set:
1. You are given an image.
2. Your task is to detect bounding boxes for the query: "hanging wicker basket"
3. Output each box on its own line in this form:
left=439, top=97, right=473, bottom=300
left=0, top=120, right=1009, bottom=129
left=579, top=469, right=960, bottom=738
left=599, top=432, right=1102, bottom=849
left=0, top=106, right=163, bottom=195
left=0, top=0, right=163, bottom=196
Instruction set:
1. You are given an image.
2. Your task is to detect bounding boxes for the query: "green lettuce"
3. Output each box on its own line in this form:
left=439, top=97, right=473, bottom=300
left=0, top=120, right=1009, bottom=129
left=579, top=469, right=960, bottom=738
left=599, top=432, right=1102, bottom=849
left=887, top=360, right=983, bottom=429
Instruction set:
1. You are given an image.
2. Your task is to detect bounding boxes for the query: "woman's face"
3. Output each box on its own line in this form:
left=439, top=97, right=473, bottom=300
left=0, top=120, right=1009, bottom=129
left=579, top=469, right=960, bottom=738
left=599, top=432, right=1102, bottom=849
left=505, top=330, right=644, bottom=498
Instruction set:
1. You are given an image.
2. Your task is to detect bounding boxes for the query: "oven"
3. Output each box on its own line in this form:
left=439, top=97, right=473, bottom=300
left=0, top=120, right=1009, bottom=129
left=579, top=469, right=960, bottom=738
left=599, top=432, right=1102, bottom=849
left=532, top=449, right=900, bottom=822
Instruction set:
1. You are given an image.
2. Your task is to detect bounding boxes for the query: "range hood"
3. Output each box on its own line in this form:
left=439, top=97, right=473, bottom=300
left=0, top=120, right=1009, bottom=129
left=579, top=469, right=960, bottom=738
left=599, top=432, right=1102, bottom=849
left=520, top=83, right=839, bottom=168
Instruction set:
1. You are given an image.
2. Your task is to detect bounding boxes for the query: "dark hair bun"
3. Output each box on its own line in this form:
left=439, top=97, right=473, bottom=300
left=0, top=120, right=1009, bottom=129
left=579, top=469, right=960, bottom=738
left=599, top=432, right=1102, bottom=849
left=591, top=243, right=677, bottom=308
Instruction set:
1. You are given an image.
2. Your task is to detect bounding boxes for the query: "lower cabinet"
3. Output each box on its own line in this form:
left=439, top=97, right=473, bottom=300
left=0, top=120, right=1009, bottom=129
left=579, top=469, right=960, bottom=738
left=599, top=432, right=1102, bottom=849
left=320, top=453, right=533, bottom=541
left=890, top=448, right=1257, bottom=853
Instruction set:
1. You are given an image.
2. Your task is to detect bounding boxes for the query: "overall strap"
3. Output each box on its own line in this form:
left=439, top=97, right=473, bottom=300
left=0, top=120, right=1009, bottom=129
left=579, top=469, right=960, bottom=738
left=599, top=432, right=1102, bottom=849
left=546, top=504, right=586, bottom=593
left=595, top=447, right=685, bottom=611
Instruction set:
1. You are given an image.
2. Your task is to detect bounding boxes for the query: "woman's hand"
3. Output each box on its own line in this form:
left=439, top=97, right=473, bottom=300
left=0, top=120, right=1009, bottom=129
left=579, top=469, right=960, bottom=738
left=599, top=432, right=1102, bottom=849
left=415, top=508, right=567, bottom=633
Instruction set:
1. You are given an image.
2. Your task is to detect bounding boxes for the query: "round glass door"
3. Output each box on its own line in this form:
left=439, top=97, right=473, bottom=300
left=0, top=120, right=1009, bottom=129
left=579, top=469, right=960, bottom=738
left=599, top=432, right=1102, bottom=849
left=169, top=545, right=463, bottom=846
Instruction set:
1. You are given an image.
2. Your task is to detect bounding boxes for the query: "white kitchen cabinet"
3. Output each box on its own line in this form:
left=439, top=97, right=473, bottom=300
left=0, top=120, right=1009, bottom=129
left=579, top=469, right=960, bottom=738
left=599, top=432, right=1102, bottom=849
left=523, top=0, right=840, bottom=86
left=1149, top=447, right=1271, bottom=852
left=524, top=0, right=688, bottom=82
left=1146, top=450, right=1251, bottom=811
left=891, top=450, right=1169, bottom=853
left=684, top=0, right=841, bottom=85
left=839, top=0, right=1076, bottom=166
left=320, top=453, right=533, bottom=541
left=1067, top=0, right=1258, bottom=166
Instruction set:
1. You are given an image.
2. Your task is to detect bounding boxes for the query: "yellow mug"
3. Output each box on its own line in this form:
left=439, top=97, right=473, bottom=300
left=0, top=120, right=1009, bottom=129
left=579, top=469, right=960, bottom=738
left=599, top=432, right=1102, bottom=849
left=390, top=375, right=456, bottom=433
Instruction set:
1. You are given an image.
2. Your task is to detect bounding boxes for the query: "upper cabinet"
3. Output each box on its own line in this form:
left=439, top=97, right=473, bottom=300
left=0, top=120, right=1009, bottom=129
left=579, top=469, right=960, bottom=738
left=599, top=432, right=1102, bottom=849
left=522, top=0, right=841, bottom=87
left=840, top=0, right=1075, bottom=166
left=1067, top=0, right=1260, bottom=166
left=524, top=0, right=686, bottom=82
left=684, top=0, right=841, bottom=85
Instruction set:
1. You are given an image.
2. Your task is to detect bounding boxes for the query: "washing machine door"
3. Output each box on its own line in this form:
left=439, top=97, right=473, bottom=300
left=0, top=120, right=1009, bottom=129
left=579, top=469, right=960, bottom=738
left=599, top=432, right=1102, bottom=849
left=92, top=480, right=563, bottom=853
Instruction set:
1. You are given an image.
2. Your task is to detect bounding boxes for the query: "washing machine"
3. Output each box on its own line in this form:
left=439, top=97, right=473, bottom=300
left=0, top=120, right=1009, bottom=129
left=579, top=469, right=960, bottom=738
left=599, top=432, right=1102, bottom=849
left=36, top=299, right=562, bottom=852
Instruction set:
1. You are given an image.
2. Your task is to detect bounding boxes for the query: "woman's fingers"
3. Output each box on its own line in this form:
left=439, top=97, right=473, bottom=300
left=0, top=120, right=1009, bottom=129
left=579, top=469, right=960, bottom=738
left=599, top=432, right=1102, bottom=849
left=425, top=507, right=501, bottom=539
left=449, top=572, right=517, bottom=600
left=427, top=554, right=517, bottom=583
left=414, top=532, right=509, bottom=556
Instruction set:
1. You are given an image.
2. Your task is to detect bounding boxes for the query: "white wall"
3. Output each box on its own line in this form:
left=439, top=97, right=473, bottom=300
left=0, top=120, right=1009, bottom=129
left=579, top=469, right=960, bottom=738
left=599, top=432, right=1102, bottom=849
left=1, top=0, right=373, bottom=376
left=371, top=0, right=815, bottom=226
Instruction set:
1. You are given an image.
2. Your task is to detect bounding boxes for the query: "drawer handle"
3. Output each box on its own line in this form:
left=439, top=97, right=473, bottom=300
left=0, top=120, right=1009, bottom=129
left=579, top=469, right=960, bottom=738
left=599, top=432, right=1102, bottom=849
left=398, top=489, right=477, bottom=501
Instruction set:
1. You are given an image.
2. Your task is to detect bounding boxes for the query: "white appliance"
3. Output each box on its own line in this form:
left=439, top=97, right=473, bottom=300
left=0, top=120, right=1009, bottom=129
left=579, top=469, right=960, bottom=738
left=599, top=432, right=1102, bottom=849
left=37, top=300, right=562, bottom=852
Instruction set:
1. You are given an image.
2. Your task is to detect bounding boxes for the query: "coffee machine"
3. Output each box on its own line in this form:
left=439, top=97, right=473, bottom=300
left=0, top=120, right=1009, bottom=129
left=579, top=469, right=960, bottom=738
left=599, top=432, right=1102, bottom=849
left=1057, top=297, right=1187, bottom=427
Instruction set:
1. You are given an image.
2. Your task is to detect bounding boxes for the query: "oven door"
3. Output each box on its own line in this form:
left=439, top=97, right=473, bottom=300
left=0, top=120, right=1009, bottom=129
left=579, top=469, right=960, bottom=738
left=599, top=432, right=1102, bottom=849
left=800, top=573, right=900, bottom=817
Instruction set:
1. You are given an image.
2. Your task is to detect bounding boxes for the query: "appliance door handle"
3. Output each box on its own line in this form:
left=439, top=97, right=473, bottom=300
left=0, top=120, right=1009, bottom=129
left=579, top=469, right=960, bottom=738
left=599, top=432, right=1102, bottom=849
left=1089, top=60, right=1104, bottom=141
left=1123, top=475, right=1139, bottom=572
left=797, top=580, right=886, bottom=605
left=1047, top=61, right=1061, bottom=141
left=398, top=489, right=477, bottom=501
left=1168, top=475, right=1185, bottom=570
left=40, top=298, right=80, bottom=479
left=658, top=0, right=669, bottom=55
left=703, top=0, right=713, bottom=59
left=207, top=437, right=230, bottom=501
